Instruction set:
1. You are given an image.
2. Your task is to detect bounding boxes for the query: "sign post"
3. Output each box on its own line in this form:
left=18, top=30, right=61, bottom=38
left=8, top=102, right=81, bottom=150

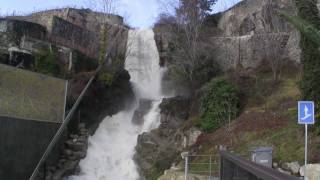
left=298, top=101, right=315, bottom=180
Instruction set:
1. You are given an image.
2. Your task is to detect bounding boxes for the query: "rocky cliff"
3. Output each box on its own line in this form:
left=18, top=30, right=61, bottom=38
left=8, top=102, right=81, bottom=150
left=155, top=0, right=302, bottom=71
left=134, top=96, right=202, bottom=179
left=212, top=0, right=301, bottom=70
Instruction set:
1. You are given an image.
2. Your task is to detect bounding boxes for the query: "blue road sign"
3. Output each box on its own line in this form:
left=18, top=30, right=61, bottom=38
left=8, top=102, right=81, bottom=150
left=298, top=101, right=315, bottom=124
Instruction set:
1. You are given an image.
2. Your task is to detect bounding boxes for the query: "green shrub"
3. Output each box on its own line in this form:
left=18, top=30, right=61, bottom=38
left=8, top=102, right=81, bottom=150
left=98, top=71, right=114, bottom=87
left=199, top=77, right=240, bottom=132
left=34, top=50, right=61, bottom=76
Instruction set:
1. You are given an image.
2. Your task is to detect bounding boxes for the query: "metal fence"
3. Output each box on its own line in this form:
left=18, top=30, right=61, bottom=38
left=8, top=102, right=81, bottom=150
left=219, top=151, right=300, bottom=180
left=183, top=154, right=220, bottom=180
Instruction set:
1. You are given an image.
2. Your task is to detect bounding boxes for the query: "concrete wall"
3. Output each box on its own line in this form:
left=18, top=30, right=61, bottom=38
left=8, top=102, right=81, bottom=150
left=0, top=18, right=47, bottom=48
left=208, top=32, right=300, bottom=70
left=0, top=116, right=60, bottom=180
left=49, top=16, right=99, bottom=59
left=27, top=8, right=124, bottom=32
left=2, top=8, right=129, bottom=61
left=213, top=0, right=301, bottom=69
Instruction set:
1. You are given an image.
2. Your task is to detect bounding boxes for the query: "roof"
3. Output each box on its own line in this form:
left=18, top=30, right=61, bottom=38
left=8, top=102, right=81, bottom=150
left=0, top=64, right=67, bottom=123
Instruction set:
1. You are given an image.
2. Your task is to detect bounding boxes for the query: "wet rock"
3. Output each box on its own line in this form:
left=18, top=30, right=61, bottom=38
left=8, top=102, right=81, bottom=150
left=65, top=140, right=86, bottom=151
left=138, top=99, right=152, bottom=110
left=132, top=99, right=152, bottom=125
left=132, top=110, right=145, bottom=125
left=135, top=96, right=191, bottom=179
left=47, top=124, right=89, bottom=180
left=73, top=151, right=86, bottom=159
left=63, top=149, right=73, bottom=156
left=160, top=96, right=190, bottom=120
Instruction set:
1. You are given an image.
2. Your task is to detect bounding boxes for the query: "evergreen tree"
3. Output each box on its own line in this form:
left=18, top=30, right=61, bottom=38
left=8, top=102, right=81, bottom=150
left=280, top=12, right=320, bottom=46
left=294, top=0, right=320, bottom=117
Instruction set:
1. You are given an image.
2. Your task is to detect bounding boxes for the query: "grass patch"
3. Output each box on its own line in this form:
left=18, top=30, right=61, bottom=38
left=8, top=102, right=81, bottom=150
left=191, top=71, right=318, bottom=167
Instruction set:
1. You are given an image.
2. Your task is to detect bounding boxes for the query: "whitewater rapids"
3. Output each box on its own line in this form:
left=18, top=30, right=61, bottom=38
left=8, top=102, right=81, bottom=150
left=69, top=29, right=165, bottom=180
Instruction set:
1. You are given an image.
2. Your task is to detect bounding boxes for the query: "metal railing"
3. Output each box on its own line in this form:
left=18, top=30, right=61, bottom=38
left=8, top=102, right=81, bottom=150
left=219, top=150, right=300, bottom=180
left=182, top=153, right=220, bottom=180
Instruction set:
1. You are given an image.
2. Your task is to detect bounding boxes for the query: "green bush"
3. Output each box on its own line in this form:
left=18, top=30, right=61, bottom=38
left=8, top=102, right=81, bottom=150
left=199, top=77, right=240, bottom=132
left=34, top=50, right=61, bottom=77
left=98, top=71, right=114, bottom=87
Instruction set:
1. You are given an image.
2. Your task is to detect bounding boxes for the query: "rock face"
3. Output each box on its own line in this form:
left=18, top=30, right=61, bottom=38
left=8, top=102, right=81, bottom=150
left=154, top=0, right=302, bottom=71
left=132, top=99, right=152, bottom=125
left=44, top=123, right=89, bottom=180
left=76, top=68, right=134, bottom=132
left=135, top=96, right=199, bottom=179
left=210, top=0, right=301, bottom=70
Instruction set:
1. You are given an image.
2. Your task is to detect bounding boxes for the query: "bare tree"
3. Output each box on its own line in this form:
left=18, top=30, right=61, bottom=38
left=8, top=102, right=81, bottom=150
left=158, top=0, right=217, bottom=92
left=86, top=0, right=120, bottom=65
left=259, top=33, right=289, bottom=82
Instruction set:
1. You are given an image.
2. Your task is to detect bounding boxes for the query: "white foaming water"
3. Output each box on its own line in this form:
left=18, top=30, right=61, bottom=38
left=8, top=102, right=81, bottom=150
left=69, top=29, right=165, bottom=180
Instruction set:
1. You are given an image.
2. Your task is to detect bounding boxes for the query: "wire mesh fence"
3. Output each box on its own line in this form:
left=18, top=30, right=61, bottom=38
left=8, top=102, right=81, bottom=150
left=183, top=154, right=220, bottom=180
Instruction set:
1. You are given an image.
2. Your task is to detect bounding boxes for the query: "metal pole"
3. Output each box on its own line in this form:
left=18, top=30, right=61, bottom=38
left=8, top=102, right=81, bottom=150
left=304, top=124, right=308, bottom=180
left=209, top=156, right=212, bottom=180
left=185, top=155, right=188, bottom=180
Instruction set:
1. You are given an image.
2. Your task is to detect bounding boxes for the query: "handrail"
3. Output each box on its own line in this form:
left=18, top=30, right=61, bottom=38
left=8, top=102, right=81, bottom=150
left=220, top=151, right=300, bottom=180
left=29, top=29, right=124, bottom=180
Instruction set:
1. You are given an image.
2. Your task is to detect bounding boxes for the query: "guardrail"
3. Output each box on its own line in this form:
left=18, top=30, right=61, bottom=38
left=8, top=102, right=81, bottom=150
left=219, top=151, right=301, bottom=180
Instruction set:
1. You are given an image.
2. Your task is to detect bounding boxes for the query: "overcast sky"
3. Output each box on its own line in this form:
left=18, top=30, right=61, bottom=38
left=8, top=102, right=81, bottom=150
left=0, top=0, right=242, bottom=28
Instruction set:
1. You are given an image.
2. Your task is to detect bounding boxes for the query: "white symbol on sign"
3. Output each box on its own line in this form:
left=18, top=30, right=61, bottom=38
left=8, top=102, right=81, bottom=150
left=301, top=105, right=312, bottom=120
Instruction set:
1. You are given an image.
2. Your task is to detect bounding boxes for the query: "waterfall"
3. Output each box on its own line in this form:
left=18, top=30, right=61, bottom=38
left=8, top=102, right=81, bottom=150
left=69, top=29, right=165, bottom=180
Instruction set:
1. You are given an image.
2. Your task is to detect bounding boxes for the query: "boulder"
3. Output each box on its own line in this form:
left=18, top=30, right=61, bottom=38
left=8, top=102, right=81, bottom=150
left=283, top=161, right=300, bottom=175
left=300, top=164, right=320, bottom=180
left=273, top=162, right=279, bottom=168
left=186, top=128, right=202, bottom=147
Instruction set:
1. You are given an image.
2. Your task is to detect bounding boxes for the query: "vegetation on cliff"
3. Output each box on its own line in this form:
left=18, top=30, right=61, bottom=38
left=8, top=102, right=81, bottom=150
left=151, top=0, right=320, bottom=178
left=34, top=49, right=61, bottom=77
left=280, top=0, right=320, bottom=122
left=295, top=0, right=320, bottom=121
left=199, top=77, right=240, bottom=132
